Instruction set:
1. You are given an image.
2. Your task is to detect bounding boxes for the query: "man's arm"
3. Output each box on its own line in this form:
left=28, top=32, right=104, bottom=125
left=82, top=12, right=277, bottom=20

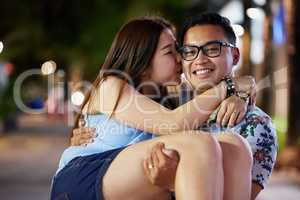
left=237, top=107, right=278, bottom=199
left=142, top=142, right=179, bottom=191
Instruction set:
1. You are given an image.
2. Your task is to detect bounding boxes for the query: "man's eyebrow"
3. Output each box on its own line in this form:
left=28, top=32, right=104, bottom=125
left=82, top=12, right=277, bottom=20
left=160, top=44, right=172, bottom=50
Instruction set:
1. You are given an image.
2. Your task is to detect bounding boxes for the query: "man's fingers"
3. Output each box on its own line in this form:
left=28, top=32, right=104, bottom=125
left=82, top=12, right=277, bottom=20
left=151, top=146, right=160, bottom=170
left=73, top=127, right=96, bottom=135
left=81, top=133, right=96, bottom=140
left=70, top=137, right=77, bottom=146
left=143, top=159, right=151, bottom=179
left=162, top=148, right=179, bottom=162
left=154, top=143, right=168, bottom=166
left=79, top=139, right=94, bottom=146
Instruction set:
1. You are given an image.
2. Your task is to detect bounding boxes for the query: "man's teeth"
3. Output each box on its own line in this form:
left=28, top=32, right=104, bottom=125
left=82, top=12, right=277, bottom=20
left=194, top=69, right=213, bottom=75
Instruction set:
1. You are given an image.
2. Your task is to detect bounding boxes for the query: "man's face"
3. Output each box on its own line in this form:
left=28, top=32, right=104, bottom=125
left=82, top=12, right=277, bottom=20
left=181, top=24, right=239, bottom=91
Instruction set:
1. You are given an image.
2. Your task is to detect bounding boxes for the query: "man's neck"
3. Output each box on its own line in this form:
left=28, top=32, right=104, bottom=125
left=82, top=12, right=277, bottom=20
left=182, top=82, right=217, bottom=95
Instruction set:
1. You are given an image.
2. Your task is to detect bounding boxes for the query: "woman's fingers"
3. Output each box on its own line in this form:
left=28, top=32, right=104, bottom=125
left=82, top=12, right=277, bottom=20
left=216, top=105, right=227, bottom=125
left=221, top=106, right=232, bottom=127
left=217, top=96, right=249, bottom=128
left=236, top=108, right=246, bottom=124
left=250, top=89, right=257, bottom=106
left=228, top=110, right=239, bottom=127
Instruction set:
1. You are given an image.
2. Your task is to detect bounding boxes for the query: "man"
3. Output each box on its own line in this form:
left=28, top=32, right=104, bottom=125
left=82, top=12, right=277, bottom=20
left=151, top=13, right=277, bottom=199
left=72, top=13, right=277, bottom=199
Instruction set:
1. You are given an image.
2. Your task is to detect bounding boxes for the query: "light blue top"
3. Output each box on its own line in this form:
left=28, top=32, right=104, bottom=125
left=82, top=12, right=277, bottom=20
left=56, top=113, right=155, bottom=174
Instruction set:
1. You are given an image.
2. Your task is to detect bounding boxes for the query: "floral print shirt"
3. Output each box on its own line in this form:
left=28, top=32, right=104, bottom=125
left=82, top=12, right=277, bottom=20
left=180, top=85, right=278, bottom=188
left=200, top=106, right=278, bottom=188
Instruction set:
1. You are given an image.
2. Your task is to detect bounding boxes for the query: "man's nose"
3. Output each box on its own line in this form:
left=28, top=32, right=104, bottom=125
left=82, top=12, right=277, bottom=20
left=195, top=50, right=209, bottom=63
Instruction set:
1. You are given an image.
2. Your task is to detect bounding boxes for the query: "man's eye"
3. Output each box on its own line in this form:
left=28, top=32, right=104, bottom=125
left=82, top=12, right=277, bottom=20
left=204, top=46, right=219, bottom=54
left=206, top=47, right=219, bottom=51
left=183, top=48, right=197, bottom=55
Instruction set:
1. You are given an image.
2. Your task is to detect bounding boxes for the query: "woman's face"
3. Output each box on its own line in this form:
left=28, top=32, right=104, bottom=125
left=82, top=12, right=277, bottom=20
left=147, top=29, right=181, bottom=86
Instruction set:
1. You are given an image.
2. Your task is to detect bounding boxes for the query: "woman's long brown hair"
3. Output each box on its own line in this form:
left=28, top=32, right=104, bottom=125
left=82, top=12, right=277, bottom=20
left=71, top=16, right=174, bottom=138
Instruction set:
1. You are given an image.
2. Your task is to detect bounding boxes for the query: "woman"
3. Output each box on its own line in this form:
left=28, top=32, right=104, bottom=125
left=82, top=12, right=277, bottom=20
left=51, top=16, right=254, bottom=200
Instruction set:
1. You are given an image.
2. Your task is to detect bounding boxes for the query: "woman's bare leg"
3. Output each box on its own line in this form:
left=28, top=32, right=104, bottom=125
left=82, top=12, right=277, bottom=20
left=102, top=132, right=224, bottom=200
left=216, top=133, right=252, bottom=200
left=174, top=134, right=224, bottom=200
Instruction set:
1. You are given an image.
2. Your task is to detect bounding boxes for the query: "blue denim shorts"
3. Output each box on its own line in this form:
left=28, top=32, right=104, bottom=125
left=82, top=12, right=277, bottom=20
left=50, top=147, right=125, bottom=200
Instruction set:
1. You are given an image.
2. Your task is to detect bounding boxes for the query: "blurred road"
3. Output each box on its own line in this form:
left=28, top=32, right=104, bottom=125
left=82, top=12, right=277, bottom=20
left=0, top=114, right=299, bottom=200
left=0, top=114, right=69, bottom=200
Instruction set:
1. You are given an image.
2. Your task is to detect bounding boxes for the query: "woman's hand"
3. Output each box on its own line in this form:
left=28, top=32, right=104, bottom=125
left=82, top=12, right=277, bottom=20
left=71, top=127, right=96, bottom=146
left=143, top=142, right=179, bottom=191
left=216, top=96, right=247, bottom=127
left=233, top=76, right=255, bottom=93
left=233, top=76, right=256, bottom=105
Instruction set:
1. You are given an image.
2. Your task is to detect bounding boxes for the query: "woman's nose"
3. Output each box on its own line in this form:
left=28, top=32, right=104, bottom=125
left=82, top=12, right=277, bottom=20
left=176, top=61, right=182, bottom=74
left=175, top=53, right=181, bottom=63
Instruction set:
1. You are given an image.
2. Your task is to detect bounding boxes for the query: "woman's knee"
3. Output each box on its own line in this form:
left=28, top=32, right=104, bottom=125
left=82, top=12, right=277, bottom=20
left=217, top=133, right=253, bottom=167
left=166, top=132, right=223, bottom=165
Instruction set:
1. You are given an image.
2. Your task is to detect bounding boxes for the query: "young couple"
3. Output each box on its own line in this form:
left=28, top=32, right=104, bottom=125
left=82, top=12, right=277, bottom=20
left=51, top=13, right=277, bottom=200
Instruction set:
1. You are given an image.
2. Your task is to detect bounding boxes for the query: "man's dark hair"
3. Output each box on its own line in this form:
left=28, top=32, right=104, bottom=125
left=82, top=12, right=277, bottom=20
left=178, top=12, right=236, bottom=46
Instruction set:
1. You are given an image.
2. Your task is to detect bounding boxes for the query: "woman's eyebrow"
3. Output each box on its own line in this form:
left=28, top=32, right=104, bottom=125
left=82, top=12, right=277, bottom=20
left=160, top=44, right=172, bottom=50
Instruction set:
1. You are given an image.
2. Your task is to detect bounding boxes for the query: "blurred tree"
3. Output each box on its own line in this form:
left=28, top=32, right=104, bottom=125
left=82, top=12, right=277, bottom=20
left=0, top=0, right=189, bottom=123
left=0, top=0, right=188, bottom=78
left=286, top=0, right=300, bottom=146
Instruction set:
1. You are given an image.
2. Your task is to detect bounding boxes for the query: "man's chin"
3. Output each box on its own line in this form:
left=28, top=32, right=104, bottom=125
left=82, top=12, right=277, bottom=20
left=190, top=79, right=218, bottom=93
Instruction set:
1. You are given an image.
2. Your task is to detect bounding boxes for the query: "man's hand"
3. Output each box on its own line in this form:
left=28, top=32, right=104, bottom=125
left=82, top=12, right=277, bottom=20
left=71, top=127, right=96, bottom=146
left=216, top=96, right=247, bottom=127
left=143, top=142, right=179, bottom=191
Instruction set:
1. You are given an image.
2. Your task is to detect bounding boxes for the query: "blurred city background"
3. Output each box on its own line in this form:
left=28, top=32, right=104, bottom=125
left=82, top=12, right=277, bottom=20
left=0, top=0, right=300, bottom=199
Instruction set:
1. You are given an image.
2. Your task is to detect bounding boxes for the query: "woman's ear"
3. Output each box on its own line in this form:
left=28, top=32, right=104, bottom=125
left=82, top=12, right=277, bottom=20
left=232, top=48, right=240, bottom=65
left=140, top=68, right=150, bottom=81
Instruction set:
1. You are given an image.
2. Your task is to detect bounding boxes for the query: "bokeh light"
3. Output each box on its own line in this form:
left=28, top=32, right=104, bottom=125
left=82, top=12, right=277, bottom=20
left=247, top=8, right=265, bottom=20
left=41, top=60, right=57, bottom=75
left=71, top=91, right=85, bottom=106
left=0, top=41, right=3, bottom=54
left=232, top=24, right=245, bottom=37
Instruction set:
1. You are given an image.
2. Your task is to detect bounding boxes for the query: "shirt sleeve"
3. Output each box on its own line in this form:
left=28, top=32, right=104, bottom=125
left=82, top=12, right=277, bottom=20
left=237, top=113, right=278, bottom=189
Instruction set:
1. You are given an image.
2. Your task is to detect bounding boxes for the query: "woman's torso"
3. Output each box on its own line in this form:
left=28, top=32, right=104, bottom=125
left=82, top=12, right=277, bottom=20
left=56, top=113, right=155, bottom=174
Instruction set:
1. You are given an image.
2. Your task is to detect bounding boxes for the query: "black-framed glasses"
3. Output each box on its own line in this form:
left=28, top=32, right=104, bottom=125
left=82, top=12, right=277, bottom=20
left=178, top=40, right=236, bottom=61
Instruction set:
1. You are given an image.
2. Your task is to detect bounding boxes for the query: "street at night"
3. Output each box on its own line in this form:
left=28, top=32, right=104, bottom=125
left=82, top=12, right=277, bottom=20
left=0, top=114, right=299, bottom=200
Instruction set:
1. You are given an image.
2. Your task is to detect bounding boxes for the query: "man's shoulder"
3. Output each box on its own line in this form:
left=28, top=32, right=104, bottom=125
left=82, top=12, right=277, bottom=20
left=233, top=105, right=277, bottom=142
left=242, top=106, right=274, bottom=126
left=246, top=105, right=270, bottom=116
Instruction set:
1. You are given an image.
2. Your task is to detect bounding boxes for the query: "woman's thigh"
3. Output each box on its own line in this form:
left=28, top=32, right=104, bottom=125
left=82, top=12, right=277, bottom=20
left=102, top=132, right=217, bottom=200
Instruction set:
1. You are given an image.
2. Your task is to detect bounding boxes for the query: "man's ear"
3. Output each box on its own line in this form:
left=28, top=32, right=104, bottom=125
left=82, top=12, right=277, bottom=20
left=232, top=48, right=240, bottom=65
